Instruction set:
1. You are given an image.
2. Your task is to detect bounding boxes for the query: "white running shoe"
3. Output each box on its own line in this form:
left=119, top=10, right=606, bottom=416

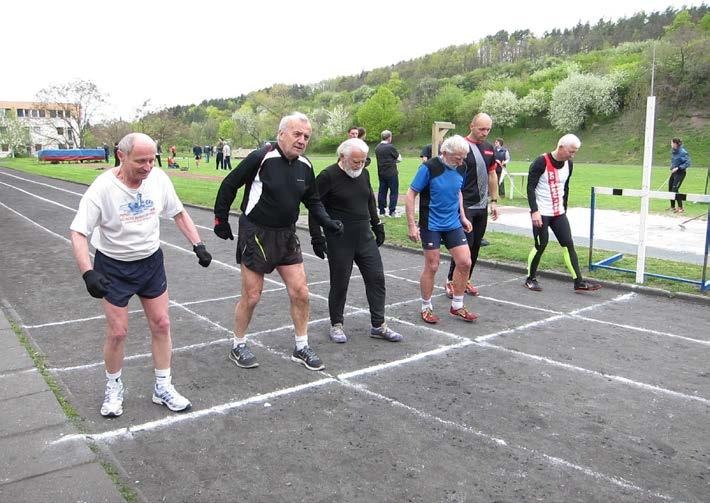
left=100, top=379, right=124, bottom=418
left=152, top=383, right=191, bottom=412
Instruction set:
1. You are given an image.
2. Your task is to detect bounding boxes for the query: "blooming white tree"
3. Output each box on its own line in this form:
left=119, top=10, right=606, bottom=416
left=35, top=79, right=107, bottom=147
left=0, top=114, right=31, bottom=157
left=519, top=88, right=549, bottom=118
left=549, top=73, right=620, bottom=132
left=481, top=89, right=519, bottom=130
left=322, top=105, right=351, bottom=138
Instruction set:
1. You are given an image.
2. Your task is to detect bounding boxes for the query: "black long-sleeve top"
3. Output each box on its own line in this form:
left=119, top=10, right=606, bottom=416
left=308, top=163, right=379, bottom=238
left=214, top=143, right=331, bottom=228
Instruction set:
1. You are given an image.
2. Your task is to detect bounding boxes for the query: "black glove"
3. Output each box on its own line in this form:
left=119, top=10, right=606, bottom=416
left=214, top=217, right=234, bottom=240
left=323, top=219, right=344, bottom=237
left=372, top=222, right=385, bottom=247
left=193, top=243, right=212, bottom=267
left=82, top=270, right=110, bottom=299
left=311, top=237, right=327, bottom=259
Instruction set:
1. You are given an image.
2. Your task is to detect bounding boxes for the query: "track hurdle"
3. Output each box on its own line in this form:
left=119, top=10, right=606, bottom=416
left=589, top=186, right=710, bottom=292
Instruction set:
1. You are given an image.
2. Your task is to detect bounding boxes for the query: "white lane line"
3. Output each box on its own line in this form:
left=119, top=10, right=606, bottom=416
left=0, top=200, right=72, bottom=244
left=572, top=315, right=710, bottom=347
left=475, top=314, right=568, bottom=343
left=0, top=171, right=85, bottom=196
left=53, top=377, right=337, bottom=444
left=479, top=341, right=710, bottom=406
left=345, top=382, right=674, bottom=502
left=0, top=180, right=78, bottom=211
left=338, top=340, right=474, bottom=380
left=569, top=292, right=636, bottom=315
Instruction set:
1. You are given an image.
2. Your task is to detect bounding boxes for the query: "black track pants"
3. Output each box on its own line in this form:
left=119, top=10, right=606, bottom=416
left=448, top=207, right=488, bottom=281
left=527, top=213, right=581, bottom=281
left=326, top=221, right=385, bottom=327
left=669, top=170, right=686, bottom=209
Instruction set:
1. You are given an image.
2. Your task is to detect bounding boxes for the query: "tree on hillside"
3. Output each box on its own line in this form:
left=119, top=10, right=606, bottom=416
left=35, top=79, right=107, bottom=147
left=0, top=114, right=31, bottom=157
left=548, top=73, right=620, bottom=131
left=481, top=89, right=519, bottom=131
left=356, top=86, right=403, bottom=138
left=654, top=10, right=710, bottom=106
left=430, top=85, right=466, bottom=125
left=519, top=88, right=549, bottom=125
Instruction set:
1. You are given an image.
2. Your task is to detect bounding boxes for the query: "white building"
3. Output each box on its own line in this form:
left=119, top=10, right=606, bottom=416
left=0, top=100, right=81, bottom=158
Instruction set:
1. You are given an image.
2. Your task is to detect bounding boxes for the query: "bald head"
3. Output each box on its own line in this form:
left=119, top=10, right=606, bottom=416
left=469, top=113, right=492, bottom=142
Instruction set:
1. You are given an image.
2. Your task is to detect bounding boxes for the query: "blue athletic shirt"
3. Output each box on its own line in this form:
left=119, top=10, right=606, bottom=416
left=410, top=157, right=464, bottom=231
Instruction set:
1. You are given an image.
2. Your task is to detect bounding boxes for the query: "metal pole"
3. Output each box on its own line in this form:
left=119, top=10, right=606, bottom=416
left=636, top=96, right=656, bottom=284
left=588, top=187, right=596, bottom=270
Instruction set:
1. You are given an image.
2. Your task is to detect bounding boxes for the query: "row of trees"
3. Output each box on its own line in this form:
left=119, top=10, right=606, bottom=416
left=3, top=7, right=706, bottom=155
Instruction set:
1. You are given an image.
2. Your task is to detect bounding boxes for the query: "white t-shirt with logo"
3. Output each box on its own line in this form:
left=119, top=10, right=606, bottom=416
left=70, top=168, right=184, bottom=261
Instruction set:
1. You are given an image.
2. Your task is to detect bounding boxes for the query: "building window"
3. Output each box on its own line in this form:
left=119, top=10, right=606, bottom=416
left=1, top=144, right=9, bottom=152
left=57, top=127, right=64, bottom=135
left=39, top=110, right=46, bottom=118
left=30, top=109, right=39, bottom=118
left=34, top=144, right=42, bottom=152
left=57, top=110, right=65, bottom=118
left=49, top=110, right=57, bottom=118
left=17, top=109, right=25, bottom=117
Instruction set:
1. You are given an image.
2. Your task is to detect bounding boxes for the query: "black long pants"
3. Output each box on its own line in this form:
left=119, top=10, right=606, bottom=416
left=669, top=170, right=686, bottom=208
left=155, top=154, right=162, bottom=167
left=448, top=207, right=488, bottom=281
left=326, top=220, right=385, bottom=327
left=215, top=152, right=223, bottom=170
left=224, top=155, right=232, bottom=170
left=527, top=213, right=582, bottom=281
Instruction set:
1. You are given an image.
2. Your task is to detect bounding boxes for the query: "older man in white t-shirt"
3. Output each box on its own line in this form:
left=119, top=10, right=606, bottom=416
left=70, top=132, right=212, bottom=418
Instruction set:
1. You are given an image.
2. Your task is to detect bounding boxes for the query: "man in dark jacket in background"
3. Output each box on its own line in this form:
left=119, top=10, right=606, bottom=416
left=375, top=130, right=402, bottom=218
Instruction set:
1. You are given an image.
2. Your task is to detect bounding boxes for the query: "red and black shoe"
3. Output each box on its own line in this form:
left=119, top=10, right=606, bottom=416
left=449, top=306, right=478, bottom=322
left=574, top=280, right=602, bottom=292
left=421, top=308, right=440, bottom=324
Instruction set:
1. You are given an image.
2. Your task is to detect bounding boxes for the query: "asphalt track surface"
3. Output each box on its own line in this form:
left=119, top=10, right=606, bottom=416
left=1, top=166, right=708, bottom=503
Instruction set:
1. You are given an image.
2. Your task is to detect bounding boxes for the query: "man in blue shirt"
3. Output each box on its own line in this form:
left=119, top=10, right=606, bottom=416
left=405, top=135, right=477, bottom=324
left=669, top=138, right=691, bottom=213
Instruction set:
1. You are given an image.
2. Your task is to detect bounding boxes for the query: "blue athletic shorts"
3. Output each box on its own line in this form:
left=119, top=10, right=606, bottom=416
left=420, top=227, right=468, bottom=251
left=93, top=248, right=167, bottom=307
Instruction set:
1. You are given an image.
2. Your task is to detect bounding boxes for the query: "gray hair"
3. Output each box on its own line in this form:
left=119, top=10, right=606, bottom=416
left=337, top=138, right=369, bottom=158
left=440, top=135, right=470, bottom=156
left=118, top=133, right=157, bottom=155
left=557, top=134, right=581, bottom=149
left=278, top=112, right=310, bottom=133
left=380, top=130, right=392, bottom=141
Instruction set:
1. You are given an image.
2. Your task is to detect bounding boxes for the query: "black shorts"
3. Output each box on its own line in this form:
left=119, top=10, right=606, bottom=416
left=236, top=215, right=302, bottom=274
left=93, top=248, right=167, bottom=307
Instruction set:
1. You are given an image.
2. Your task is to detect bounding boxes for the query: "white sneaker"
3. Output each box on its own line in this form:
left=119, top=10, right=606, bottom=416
left=329, top=323, right=347, bottom=343
left=388, top=209, right=402, bottom=218
left=100, top=379, right=124, bottom=418
left=152, top=383, right=191, bottom=412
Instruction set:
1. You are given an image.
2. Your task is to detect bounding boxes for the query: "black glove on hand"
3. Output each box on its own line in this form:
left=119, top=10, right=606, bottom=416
left=193, top=243, right=212, bottom=267
left=82, top=270, right=110, bottom=299
left=214, top=217, right=234, bottom=240
left=311, top=237, right=328, bottom=259
left=372, top=222, right=385, bottom=247
left=323, top=219, right=344, bottom=237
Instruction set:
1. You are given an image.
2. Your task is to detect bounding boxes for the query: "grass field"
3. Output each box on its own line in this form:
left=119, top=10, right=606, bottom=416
left=1, top=155, right=707, bottom=295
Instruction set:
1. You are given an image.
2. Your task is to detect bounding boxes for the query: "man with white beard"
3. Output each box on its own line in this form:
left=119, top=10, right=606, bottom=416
left=309, top=138, right=403, bottom=344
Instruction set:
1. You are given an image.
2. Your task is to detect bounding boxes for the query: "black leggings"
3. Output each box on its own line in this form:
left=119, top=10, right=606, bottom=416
left=527, top=213, right=582, bottom=281
left=669, top=170, right=686, bottom=209
left=448, top=207, right=488, bottom=281
left=327, top=221, right=385, bottom=327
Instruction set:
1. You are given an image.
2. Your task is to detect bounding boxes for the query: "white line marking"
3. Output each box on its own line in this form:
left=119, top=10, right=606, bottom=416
left=479, top=341, right=710, bottom=406
left=338, top=340, right=474, bottom=380
left=342, top=383, right=674, bottom=501
left=53, top=377, right=336, bottom=444
left=0, top=180, right=78, bottom=211
left=572, top=315, right=710, bottom=347
left=0, top=200, right=72, bottom=244
left=0, top=171, right=85, bottom=195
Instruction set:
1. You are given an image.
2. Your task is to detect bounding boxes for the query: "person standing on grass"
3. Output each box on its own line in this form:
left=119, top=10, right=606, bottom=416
left=524, top=134, right=601, bottom=293
left=70, top=132, right=213, bottom=418
left=223, top=141, right=232, bottom=170
left=309, top=138, right=402, bottom=344
left=444, top=113, right=499, bottom=299
left=375, top=130, right=402, bottom=218
left=669, top=138, right=691, bottom=213
left=192, top=144, right=202, bottom=167
left=493, top=137, right=510, bottom=198
left=213, top=112, right=344, bottom=371
left=215, top=138, right=224, bottom=170
left=405, top=135, right=477, bottom=325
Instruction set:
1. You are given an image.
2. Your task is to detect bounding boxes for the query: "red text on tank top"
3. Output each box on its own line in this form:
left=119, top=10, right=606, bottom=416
left=543, top=153, right=562, bottom=216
